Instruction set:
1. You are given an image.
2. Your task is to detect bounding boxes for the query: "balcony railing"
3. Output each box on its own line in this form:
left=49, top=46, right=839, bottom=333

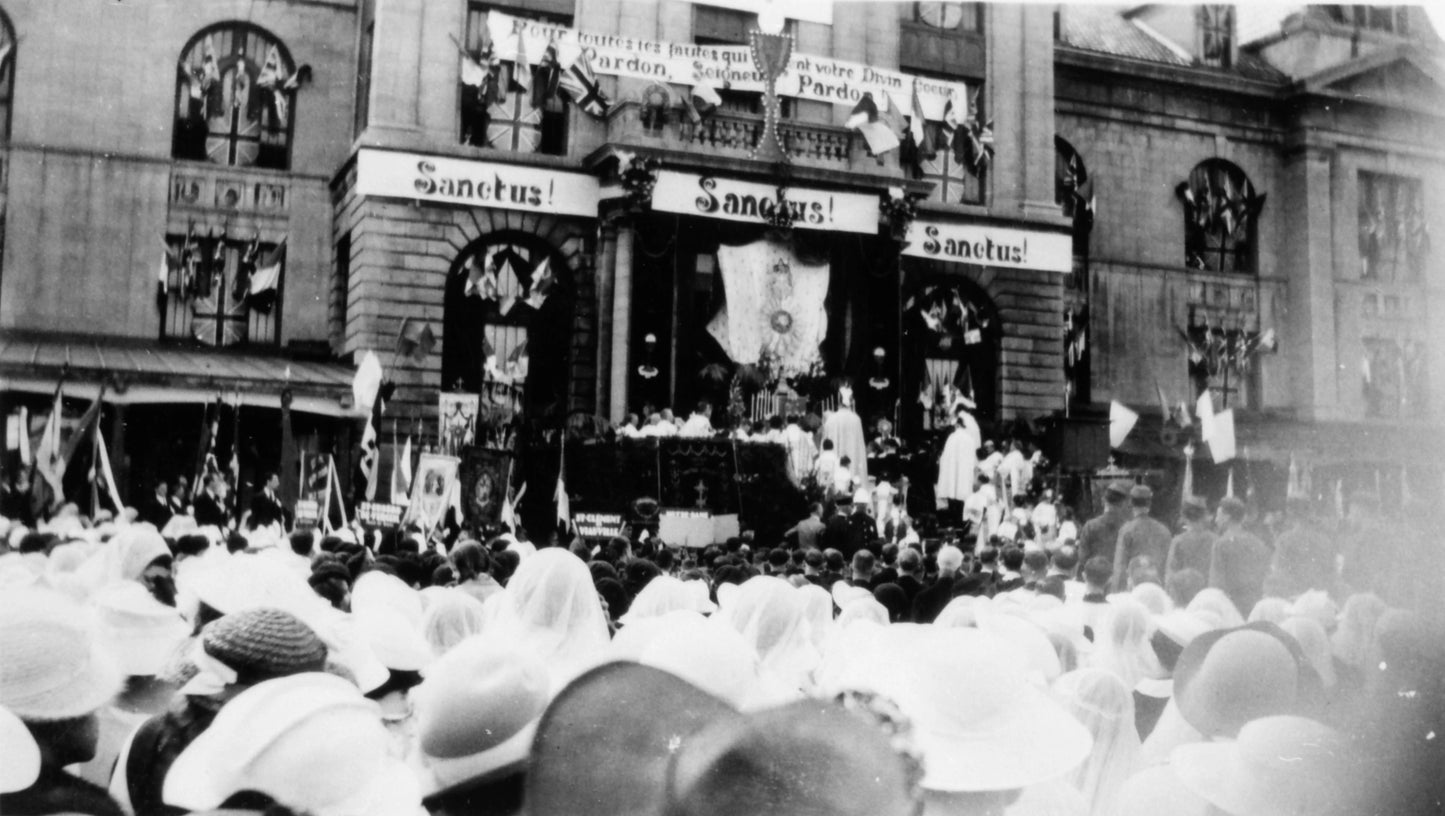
left=605, top=101, right=897, bottom=176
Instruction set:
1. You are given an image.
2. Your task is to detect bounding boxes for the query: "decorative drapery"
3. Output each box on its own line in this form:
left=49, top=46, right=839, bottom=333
left=707, top=238, right=829, bottom=379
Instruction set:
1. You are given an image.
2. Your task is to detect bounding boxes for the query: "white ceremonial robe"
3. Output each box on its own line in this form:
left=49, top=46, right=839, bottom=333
left=782, top=424, right=817, bottom=486
left=935, top=413, right=981, bottom=503
left=820, top=406, right=868, bottom=482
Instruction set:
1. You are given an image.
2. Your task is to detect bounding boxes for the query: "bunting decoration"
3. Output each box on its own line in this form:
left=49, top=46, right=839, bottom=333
left=955, top=89, right=993, bottom=177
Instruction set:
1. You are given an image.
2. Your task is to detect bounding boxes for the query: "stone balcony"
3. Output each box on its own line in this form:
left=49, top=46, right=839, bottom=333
left=600, top=101, right=911, bottom=183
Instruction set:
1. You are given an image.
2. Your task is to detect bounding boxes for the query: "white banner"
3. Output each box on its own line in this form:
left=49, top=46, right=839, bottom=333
left=486, top=12, right=967, bottom=118
left=903, top=218, right=1074, bottom=274
left=652, top=171, right=879, bottom=234
left=354, top=149, right=600, bottom=217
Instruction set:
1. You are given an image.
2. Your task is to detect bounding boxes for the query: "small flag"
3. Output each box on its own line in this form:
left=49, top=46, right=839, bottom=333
left=1155, top=381, right=1172, bottom=423
left=352, top=350, right=384, bottom=414
left=534, top=40, right=563, bottom=107
left=558, top=47, right=610, bottom=117
left=940, top=89, right=960, bottom=148
left=93, top=428, right=127, bottom=518
left=391, top=425, right=412, bottom=506
left=396, top=318, right=437, bottom=364
left=1108, top=400, right=1139, bottom=449
left=687, top=68, right=722, bottom=122
left=525, top=257, right=555, bottom=310
left=845, top=92, right=879, bottom=130
left=510, top=32, right=532, bottom=93
left=501, top=481, right=526, bottom=533
left=33, top=392, right=64, bottom=509
left=248, top=239, right=286, bottom=313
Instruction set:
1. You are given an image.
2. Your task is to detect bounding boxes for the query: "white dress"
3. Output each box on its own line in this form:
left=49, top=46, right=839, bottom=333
left=935, top=412, right=981, bottom=503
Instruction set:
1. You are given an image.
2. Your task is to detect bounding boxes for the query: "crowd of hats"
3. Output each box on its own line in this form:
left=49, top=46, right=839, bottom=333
left=0, top=503, right=1442, bottom=816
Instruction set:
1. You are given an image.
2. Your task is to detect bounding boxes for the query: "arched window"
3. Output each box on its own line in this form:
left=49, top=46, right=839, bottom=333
left=0, top=7, right=14, bottom=141
left=1176, top=159, right=1264, bottom=274
left=443, top=233, right=573, bottom=422
left=173, top=23, right=297, bottom=170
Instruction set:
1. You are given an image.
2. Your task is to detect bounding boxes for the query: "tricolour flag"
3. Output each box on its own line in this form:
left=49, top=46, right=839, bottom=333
left=33, top=392, right=64, bottom=510
left=390, top=423, right=412, bottom=506
left=92, top=428, right=126, bottom=519
left=845, top=92, right=878, bottom=130
left=248, top=238, right=286, bottom=313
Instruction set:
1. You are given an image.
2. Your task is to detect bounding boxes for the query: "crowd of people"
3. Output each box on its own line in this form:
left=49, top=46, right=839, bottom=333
left=2, top=432, right=1443, bottom=816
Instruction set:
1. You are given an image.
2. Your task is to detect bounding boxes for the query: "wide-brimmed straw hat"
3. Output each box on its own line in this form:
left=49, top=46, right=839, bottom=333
left=414, top=637, right=550, bottom=795
left=0, top=587, right=122, bottom=721
left=92, top=581, right=190, bottom=677
left=163, top=672, right=419, bottom=816
left=825, top=627, right=1090, bottom=792
left=1172, top=716, right=1351, bottom=816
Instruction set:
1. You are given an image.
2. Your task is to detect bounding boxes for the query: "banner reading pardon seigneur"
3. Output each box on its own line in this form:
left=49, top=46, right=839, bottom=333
left=485, top=11, right=968, bottom=120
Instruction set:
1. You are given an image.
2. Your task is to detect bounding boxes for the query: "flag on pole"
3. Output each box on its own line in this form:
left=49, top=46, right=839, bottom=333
left=501, top=481, right=526, bottom=533
left=329, top=455, right=351, bottom=531
left=554, top=441, right=571, bottom=533
left=390, top=421, right=412, bottom=506
left=355, top=350, right=386, bottom=503
left=33, top=391, right=65, bottom=510
left=845, top=92, right=900, bottom=155
left=16, top=406, right=30, bottom=467
left=1108, top=400, right=1139, bottom=449
left=92, top=428, right=126, bottom=518
left=248, top=239, right=286, bottom=313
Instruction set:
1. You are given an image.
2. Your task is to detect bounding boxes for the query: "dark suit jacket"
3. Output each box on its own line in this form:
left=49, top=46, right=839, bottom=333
left=193, top=491, right=229, bottom=528
left=248, top=489, right=286, bottom=529
left=911, top=577, right=957, bottom=623
left=138, top=494, right=173, bottom=529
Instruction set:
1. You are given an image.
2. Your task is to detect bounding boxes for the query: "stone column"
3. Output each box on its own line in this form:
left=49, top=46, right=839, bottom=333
left=1280, top=143, right=1339, bottom=422
left=595, top=219, right=618, bottom=417
left=609, top=220, right=635, bottom=424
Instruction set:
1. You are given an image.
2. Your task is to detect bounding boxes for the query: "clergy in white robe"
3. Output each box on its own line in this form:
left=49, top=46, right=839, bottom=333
left=820, top=404, right=868, bottom=483
left=781, top=420, right=817, bottom=486
left=935, top=403, right=982, bottom=503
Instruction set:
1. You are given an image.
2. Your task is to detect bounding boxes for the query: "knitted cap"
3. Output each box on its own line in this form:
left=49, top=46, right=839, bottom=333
left=202, top=608, right=328, bottom=683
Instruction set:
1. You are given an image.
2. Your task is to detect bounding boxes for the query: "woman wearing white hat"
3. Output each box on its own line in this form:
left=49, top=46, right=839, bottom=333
left=0, top=588, right=125, bottom=816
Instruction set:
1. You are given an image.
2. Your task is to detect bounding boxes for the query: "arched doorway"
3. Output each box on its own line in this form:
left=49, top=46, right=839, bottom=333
left=900, top=262, right=1003, bottom=437
left=442, top=231, right=573, bottom=423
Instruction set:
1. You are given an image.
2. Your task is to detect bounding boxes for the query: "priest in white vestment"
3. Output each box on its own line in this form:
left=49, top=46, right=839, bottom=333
left=935, top=399, right=982, bottom=504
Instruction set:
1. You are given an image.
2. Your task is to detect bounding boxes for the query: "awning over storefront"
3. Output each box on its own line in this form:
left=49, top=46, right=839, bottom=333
left=0, top=335, right=362, bottom=417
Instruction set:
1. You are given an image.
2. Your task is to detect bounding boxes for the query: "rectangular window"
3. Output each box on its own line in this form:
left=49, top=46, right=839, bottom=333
left=332, top=232, right=351, bottom=349
left=911, top=77, right=985, bottom=206
left=1359, top=171, right=1426, bottom=282
left=898, top=2, right=984, bottom=77
left=460, top=3, right=571, bottom=154
left=355, top=21, right=373, bottom=137
left=692, top=5, right=792, bottom=118
left=160, top=235, right=283, bottom=348
left=1199, top=5, right=1234, bottom=68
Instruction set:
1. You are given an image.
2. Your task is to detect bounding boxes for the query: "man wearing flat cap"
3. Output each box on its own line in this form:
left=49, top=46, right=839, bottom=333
left=1112, top=484, right=1172, bottom=591
left=1077, top=481, right=1131, bottom=580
